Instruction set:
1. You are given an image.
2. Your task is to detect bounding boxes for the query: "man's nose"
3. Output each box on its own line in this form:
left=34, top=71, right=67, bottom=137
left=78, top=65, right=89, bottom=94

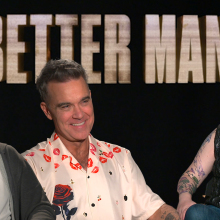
left=72, top=105, right=83, bottom=119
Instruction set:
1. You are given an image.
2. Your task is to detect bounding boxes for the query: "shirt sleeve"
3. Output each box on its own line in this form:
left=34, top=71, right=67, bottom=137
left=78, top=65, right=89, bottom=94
left=127, top=152, right=165, bottom=219
left=22, top=151, right=38, bottom=177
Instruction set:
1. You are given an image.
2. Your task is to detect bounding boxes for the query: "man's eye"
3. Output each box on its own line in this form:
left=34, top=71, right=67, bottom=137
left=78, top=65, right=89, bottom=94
left=61, top=105, right=69, bottom=108
left=82, top=99, right=89, bottom=104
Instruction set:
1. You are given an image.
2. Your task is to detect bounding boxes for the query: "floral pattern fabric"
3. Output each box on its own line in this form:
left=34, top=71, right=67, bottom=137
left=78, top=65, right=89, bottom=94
left=22, top=132, right=164, bottom=220
left=52, top=184, right=77, bottom=220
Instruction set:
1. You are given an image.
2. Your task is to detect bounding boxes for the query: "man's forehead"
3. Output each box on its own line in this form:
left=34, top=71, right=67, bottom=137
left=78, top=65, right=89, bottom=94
left=47, top=77, right=85, bottom=86
left=47, top=78, right=88, bottom=90
left=46, top=78, right=90, bottom=102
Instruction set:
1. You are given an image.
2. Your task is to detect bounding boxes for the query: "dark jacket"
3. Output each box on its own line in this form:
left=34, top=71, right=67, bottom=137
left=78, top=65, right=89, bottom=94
left=206, top=124, right=220, bottom=207
left=0, top=143, right=55, bottom=220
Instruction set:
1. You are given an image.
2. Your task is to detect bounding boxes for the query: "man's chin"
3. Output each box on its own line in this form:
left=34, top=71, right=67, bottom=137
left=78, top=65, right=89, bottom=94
left=57, top=130, right=90, bottom=145
left=68, top=135, right=89, bottom=143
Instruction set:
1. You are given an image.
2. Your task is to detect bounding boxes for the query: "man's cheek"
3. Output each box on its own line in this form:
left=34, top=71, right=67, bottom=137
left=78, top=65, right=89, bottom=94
left=59, top=113, right=71, bottom=121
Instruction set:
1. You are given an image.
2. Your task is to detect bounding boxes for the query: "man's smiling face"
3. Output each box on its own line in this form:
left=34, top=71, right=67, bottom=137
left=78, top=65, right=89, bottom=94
left=41, top=77, right=94, bottom=145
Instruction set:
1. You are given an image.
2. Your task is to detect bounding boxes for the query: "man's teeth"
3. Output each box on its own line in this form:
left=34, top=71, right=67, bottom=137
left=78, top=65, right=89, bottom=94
left=72, top=121, right=85, bottom=126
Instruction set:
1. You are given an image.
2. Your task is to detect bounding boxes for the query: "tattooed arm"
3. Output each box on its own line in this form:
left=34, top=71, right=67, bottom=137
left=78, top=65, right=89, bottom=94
left=148, top=204, right=180, bottom=220
left=177, top=129, right=216, bottom=220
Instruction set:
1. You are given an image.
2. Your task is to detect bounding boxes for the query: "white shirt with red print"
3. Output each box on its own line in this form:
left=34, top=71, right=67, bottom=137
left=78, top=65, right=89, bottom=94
left=22, top=132, right=164, bottom=220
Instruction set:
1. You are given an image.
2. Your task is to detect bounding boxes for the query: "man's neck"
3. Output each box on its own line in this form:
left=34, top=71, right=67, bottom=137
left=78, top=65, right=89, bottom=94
left=59, top=136, right=90, bottom=171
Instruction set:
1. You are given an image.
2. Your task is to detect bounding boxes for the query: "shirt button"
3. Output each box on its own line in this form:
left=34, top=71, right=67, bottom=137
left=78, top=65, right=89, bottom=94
left=87, top=176, right=90, bottom=178
left=91, top=203, right=95, bottom=207
left=83, top=212, right=87, bottom=217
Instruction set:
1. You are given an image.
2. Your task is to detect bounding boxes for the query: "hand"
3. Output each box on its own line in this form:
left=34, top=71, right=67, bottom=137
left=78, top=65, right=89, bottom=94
left=177, top=197, right=196, bottom=220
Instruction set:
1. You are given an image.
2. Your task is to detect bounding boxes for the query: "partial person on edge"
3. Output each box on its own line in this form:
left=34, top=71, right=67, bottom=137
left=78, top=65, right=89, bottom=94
left=0, top=143, right=55, bottom=220
left=177, top=125, right=220, bottom=220
left=22, top=59, right=180, bottom=220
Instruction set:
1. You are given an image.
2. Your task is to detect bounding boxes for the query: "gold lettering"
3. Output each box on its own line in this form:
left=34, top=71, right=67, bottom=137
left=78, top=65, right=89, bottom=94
left=145, top=15, right=176, bottom=83
left=30, top=14, right=52, bottom=81
left=7, top=15, right=30, bottom=83
left=105, top=15, right=130, bottom=83
left=206, top=16, right=220, bottom=82
left=81, top=15, right=101, bottom=83
left=0, top=16, right=5, bottom=81
left=56, top=14, right=78, bottom=60
left=178, top=15, right=203, bottom=83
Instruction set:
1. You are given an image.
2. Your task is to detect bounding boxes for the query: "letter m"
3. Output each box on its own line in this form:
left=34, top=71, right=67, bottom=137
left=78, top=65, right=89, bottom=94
left=145, top=15, right=176, bottom=83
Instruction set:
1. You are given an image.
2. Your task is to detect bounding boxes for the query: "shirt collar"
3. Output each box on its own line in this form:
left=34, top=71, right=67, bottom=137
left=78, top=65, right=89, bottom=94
left=48, top=132, right=102, bottom=171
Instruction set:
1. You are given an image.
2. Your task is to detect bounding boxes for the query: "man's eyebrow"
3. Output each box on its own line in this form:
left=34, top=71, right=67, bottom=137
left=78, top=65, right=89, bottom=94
left=81, top=96, right=91, bottom=101
left=57, top=102, right=71, bottom=107
left=56, top=96, right=90, bottom=107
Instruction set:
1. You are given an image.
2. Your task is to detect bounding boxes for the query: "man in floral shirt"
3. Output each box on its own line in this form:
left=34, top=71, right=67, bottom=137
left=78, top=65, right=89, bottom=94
left=22, top=59, right=179, bottom=220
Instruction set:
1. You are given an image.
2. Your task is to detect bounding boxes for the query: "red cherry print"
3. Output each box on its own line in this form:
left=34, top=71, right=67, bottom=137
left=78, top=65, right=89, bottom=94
left=43, top=154, right=51, bottom=162
left=62, top=155, right=68, bottom=160
left=92, top=166, right=99, bottom=173
left=49, top=141, right=52, bottom=146
left=113, top=147, right=121, bottom=153
left=97, top=142, right=101, bottom=147
left=70, top=162, right=78, bottom=170
left=75, top=163, right=82, bottom=169
left=53, top=148, right=60, bottom=155
left=54, top=163, right=60, bottom=169
left=26, top=152, right=35, bottom=156
left=99, top=156, right=107, bottom=163
left=87, top=158, right=93, bottom=168
left=53, top=133, right=59, bottom=141
left=39, top=149, right=45, bottom=151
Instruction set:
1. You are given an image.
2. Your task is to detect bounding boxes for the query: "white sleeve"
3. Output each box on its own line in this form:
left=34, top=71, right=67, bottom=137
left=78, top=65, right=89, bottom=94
left=127, top=152, right=165, bottom=219
left=22, top=152, right=38, bottom=177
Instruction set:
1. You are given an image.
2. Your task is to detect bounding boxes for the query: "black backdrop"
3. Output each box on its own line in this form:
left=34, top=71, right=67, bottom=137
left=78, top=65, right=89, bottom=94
left=0, top=0, right=220, bottom=207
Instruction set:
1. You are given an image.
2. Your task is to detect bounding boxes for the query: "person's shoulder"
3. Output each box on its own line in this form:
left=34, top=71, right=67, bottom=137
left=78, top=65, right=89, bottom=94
left=22, top=133, right=56, bottom=156
left=94, top=136, right=130, bottom=154
left=21, top=140, right=49, bottom=157
left=0, top=143, right=27, bottom=168
left=0, top=142, right=9, bottom=153
left=93, top=136, right=131, bottom=162
left=0, top=143, right=20, bottom=156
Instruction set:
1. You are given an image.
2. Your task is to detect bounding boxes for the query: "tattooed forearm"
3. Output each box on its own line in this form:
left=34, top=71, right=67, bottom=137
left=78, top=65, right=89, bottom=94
left=177, top=176, right=197, bottom=195
left=177, top=131, right=212, bottom=195
left=193, top=153, right=205, bottom=178
left=160, top=206, right=180, bottom=220
left=177, top=154, right=205, bottom=195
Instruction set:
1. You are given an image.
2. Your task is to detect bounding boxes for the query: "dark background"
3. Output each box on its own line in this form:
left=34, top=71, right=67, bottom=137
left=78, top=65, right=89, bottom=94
left=1, top=0, right=220, bottom=207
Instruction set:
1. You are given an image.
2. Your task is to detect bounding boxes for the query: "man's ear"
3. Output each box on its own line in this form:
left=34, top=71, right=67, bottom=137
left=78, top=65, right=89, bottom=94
left=40, top=102, right=53, bottom=120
